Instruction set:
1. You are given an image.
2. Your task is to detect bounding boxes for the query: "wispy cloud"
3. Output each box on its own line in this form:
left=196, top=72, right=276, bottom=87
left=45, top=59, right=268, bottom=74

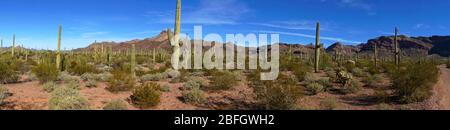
left=321, top=0, right=375, bottom=15
left=250, top=21, right=332, bottom=31
left=260, top=30, right=362, bottom=44
left=146, top=0, right=251, bottom=25
left=413, top=23, right=431, bottom=29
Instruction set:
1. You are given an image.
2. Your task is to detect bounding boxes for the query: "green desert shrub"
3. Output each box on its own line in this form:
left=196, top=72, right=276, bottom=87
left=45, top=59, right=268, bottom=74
left=304, top=72, right=319, bottom=84
left=130, top=82, right=161, bottom=108
left=161, top=84, right=171, bottom=92
left=107, top=70, right=135, bottom=92
left=340, top=80, right=362, bottom=94
left=182, top=88, right=206, bottom=105
left=165, top=69, right=181, bottom=79
left=306, top=82, right=324, bottom=95
left=0, top=85, right=8, bottom=105
left=32, top=61, right=59, bottom=83
left=43, top=81, right=58, bottom=93
left=85, top=80, right=98, bottom=88
left=351, top=68, right=365, bottom=77
left=293, top=63, right=312, bottom=82
left=250, top=73, right=303, bottom=110
left=209, top=71, right=237, bottom=91
left=95, top=72, right=113, bottom=82
left=80, top=73, right=95, bottom=81
left=182, top=80, right=201, bottom=91
left=317, top=78, right=333, bottom=91
left=67, top=60, right=98, bottom=76
left=0, top=62, right=20, bottom=84
left=140, top=73, right=168, bottom=82
left=374, top=89, right=390, bottom=103
left=392, top=62, right=438, bottom=103
left=363, top=74, right=383, bottom=87
left=48, top=87, right=90, bottom=110
left=320, top=98, right=339, bottom=110
left=103, top=99, right=128, bottom=110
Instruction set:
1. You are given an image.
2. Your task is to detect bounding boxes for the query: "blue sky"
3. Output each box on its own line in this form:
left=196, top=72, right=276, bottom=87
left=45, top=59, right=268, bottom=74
left=0, top=0, right=449, bottom=49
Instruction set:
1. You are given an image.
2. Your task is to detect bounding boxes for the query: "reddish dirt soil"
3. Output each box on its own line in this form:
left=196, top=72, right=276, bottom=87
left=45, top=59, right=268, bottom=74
left=425, top=65, right=450, bottom=110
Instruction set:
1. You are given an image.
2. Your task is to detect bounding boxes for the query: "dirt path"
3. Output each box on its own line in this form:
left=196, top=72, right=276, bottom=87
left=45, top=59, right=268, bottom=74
left=427, top=65, right=450, bottom=110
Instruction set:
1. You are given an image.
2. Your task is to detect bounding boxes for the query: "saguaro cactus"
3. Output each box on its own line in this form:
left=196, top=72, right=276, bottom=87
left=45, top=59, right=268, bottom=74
left=107, top=45, right=112, bottom=66
left=131, top=44, right=136, bottom=78
left=12, top=34, right=15, bottom=56
left=168, top=0, right=182, bottom=70
left=1, top=39, right=3, bottom=48
left=56, top=25, right=62, bottom=71
left=394, top=27, right=400, bottom=67
left=314, top=22, right=322, bottom=73
left=374, top=43, right=378, bottom=68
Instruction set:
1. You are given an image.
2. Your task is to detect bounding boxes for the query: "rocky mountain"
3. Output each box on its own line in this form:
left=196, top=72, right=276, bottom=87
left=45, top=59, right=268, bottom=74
left=76, top=30, right=450, bottom=57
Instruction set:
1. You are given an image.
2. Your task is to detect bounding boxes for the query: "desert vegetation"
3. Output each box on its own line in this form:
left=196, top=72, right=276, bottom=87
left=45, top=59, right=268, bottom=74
left=0, top=0, right=448, bottom=110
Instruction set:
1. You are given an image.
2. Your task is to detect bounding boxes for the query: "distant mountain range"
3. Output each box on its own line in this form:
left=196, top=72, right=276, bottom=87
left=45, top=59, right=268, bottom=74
left=76, top=31, right=450, bottom=57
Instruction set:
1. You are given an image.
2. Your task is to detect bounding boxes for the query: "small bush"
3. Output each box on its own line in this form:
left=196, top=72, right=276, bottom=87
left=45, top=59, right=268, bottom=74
left=0, top=85, right=8, bottom=105
left=67, top=60, right=98, bottom=76
left=32, top=61, right=59, bottom=83
left=363, top=74, right=383, bottom=87
left=165, top=69, right=181, bottom=79
left=140, top=73, right=168, bottom=82
left=130, top=83, right=161, bottom=108
left=103, top=99, right=128, bottom=110
left=351, top=68, right=365, bottom=77
left=182, top=80, right=201, bottom=91
left=95, top=72, right=113, bottom=82
left=251, top=73, right=303, bottom=110
left=306, top=83, right=324, bottom=95
left=48, top=87, right=90, bottom=110
left=293, top=63, right=312, bottom=82
left=320, top=98, right=339, bottom=110
left=304, top=72, right=319, bottom=84
left=85, top=80, right=98, bottom=88
left=340, top=80, right=362, bottom=94
left=182, top=88, right=206, bottom=105
left=43, top=81, right=58, bottom=93
left=107, top=70, right=135, bottom=92
left=66, top=80, right=81, bottom=90
left=80, top=73, right=95, bottom=81
left=317, top=78, right=333, bottom=91
left=161, top=84, right=171, bottom=92
left=374, top=89, right=390, bottom=103
left=0, top=62, right=20, bottom=84
left=392, top=62, right=438, bottom=103
left=209, top=71, right=237, bottom=91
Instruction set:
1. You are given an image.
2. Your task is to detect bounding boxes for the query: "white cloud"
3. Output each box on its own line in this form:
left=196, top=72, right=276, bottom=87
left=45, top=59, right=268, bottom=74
left=414, top=24, right=431, bottom=29
left=146, top=0, right=250, bottom=25
left=260, top=30, right=362, bottom=44
left=321, top=0, right=375, bottom=15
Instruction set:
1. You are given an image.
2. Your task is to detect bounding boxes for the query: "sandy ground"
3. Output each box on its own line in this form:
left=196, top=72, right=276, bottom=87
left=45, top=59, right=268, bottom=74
left=425, top=65, right=450, bottom=110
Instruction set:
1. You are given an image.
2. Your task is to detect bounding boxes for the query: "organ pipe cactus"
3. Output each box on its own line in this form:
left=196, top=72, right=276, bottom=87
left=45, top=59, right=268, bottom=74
left=131, top=44, right=136, bottom=78
left=394, top=27, right=400, bottom=68
left=374, top=42, right=378, bottom=68
left=12, top=34, right=15, bottom=56
left=314, top=22, right=322, bottom=73
left=56, top=25, right=62, bottom=71
left=168, top=0, right=182, bottom=70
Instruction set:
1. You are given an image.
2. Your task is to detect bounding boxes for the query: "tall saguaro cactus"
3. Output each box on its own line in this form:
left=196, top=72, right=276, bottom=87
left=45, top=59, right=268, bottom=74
left=56, top=25, right=62, bottom=71
left=314, top=22, right=322, bottom=73
left=1, top=39, right=3, bottom=48
left=168, top=0, right=182, bottom=70
left=394, top=27, right=400, bottom=67
left=374, top=43, right=378, bottom=68
left=12, top=34, right=15, bottom=56
left=131, top=44, right=136, bottom=78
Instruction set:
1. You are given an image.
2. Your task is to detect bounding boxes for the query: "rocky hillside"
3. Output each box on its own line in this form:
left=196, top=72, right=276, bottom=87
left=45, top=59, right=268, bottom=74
left=76, top=30, right=450, bottom=57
